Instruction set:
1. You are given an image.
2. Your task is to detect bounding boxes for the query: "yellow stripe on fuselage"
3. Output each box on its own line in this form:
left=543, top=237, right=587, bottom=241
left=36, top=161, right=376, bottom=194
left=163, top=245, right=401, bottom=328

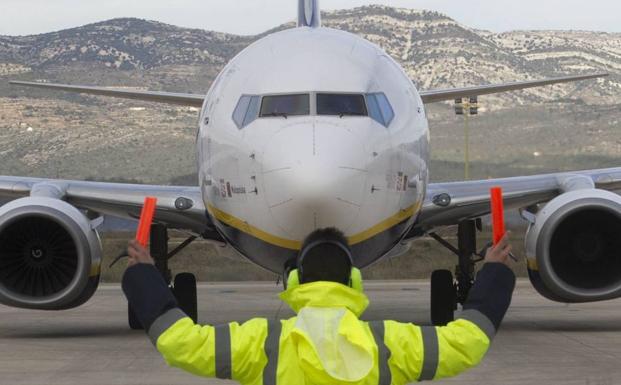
left=348, top=201, right=421, bottom=245
left=207, top=204, right=302, bottom=250
left=207, top=201, right=421, bottom=250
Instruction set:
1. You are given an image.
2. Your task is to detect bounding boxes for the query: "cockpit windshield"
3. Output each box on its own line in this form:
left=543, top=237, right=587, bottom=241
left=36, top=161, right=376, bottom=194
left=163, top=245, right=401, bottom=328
left=317, top=94, right=367, bottom=117
left=260, top=94, right=310, bottom=118
left=234, top=92, right=394, bottom=128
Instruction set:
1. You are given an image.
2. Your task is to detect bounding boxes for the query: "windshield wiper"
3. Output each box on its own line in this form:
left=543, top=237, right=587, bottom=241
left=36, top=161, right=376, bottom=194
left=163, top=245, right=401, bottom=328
left=337, top=112, right=366, bottom=118
left=262, top=112, right=288, bottom=119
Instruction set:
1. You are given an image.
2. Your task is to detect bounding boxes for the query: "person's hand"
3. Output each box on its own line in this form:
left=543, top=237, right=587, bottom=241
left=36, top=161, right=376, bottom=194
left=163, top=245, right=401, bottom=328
left=127, top=240, right=155, bottom=267
left=485, top=232, right=513, bottom=266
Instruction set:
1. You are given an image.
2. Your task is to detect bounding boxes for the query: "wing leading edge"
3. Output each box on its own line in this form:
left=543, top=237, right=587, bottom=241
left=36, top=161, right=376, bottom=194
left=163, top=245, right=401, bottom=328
left=9, top=81, right=205, bottom=107
left=414, top=167, right=621, bottom=233
left=419, top=73, right=608, bottom=104
left=0, top=176, right=209, bottom=234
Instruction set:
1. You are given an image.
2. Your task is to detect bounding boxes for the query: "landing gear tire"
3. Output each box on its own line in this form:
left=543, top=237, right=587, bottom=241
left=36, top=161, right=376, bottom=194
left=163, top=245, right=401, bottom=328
left=431, top=269, right=456, bottom=326
left=174, top=272, right=198, bottom=323
left=128, top=304, right=143, bottom=330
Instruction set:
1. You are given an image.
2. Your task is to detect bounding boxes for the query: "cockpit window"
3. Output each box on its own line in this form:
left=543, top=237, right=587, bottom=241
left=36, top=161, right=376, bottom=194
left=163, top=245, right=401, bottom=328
left=233, top=95, right=260, bottom=129
left=234, top=92, right=394, bottom=128
left=366, top=93, right=394, bottom=127
left=317, top=94, right=367, bottom=117
left=260, top=94, right=310, bottom=118
left=245, top=96, right=261, bottom=125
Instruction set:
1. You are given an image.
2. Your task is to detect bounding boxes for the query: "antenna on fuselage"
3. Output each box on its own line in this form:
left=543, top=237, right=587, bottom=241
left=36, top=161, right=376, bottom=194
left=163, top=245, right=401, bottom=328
left=298, top=0, right=321, bottom=28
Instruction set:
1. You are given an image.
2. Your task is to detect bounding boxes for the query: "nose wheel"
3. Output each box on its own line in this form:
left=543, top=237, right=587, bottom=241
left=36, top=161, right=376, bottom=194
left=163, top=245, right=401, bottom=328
left=128, top=224, right=198, bottom=329
left=172, top=272, right=198, bottom=323
left=430, top=269, right=456, bottom=326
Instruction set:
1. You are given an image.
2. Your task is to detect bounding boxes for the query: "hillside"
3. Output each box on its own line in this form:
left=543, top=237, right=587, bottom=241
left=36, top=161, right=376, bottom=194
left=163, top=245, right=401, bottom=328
left=0, top=6, right=618, bottom=184
left=1, top=6, right=619, bottom=103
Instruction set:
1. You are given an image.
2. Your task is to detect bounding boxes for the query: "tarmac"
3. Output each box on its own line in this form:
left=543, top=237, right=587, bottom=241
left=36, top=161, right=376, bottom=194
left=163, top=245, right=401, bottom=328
left=0, top=280, right=620, bottom=385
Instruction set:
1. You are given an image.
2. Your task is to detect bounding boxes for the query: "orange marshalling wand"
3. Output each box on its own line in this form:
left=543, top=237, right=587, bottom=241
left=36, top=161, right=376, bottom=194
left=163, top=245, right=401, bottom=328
left=136, top=197, right=157, bottom=247
left=490, top=187, right=505, bottom=245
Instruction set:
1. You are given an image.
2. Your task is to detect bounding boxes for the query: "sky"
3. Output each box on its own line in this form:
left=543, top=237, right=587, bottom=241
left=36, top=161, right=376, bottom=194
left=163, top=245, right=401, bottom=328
left=0, top=0, right=619, bottom=36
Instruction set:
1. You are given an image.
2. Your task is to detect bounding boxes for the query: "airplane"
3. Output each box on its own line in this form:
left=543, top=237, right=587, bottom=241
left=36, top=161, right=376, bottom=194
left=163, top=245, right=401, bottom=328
left=1, top=0, right=619, bottom=328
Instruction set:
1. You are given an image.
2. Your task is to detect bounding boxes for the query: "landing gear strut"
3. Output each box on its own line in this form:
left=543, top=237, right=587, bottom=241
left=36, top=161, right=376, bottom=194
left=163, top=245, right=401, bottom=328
left=455, top=220, right=479, bottom=305
left=128, top=224, right=198, bottom=330
left=429, top=219, right=482, bottom=326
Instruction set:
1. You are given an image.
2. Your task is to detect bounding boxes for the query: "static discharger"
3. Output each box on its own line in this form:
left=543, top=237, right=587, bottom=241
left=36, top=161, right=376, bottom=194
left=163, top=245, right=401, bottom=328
left=136, top=197, right=158, bottom=247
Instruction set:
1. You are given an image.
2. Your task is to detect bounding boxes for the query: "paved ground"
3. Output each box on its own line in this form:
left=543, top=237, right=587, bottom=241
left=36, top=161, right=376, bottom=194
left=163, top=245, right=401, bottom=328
left=0, top=280, right=620, bottom=385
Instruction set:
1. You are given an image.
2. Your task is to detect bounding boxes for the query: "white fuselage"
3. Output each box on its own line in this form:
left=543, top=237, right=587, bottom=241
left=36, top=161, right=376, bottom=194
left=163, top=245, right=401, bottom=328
left=196, top=27, right=429, bottom=272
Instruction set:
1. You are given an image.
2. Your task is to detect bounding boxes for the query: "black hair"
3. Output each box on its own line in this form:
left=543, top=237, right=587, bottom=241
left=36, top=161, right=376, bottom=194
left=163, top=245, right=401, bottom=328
left=297, top=227, right=352, bottom=285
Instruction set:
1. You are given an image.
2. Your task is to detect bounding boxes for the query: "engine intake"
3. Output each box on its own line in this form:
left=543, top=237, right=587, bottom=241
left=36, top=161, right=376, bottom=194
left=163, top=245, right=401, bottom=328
left=0, top=197, right=101, bottom=309
left=526, top=189, right=621, bottom=302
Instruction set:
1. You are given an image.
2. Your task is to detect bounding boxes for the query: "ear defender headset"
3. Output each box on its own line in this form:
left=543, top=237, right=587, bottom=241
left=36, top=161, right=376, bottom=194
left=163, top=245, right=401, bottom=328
left=284, top=240, right=363, bottom=292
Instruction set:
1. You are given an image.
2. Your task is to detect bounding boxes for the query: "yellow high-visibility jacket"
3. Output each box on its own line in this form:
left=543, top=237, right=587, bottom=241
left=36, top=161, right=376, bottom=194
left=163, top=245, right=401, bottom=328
left=146, top=281, right=498, bottom=385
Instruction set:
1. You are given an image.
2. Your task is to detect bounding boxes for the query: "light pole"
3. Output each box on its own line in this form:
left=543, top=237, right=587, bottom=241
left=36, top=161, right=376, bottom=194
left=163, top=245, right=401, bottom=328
left=454, top=96, right=478, bottom=180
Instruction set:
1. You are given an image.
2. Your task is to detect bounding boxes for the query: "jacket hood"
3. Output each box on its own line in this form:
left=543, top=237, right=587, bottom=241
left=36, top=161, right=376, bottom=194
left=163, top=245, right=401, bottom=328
left=279, top=281, right=370, bottom=316
left=280, top=282, right=374, bottom=384
left=289, top=306, right=375, bottom=384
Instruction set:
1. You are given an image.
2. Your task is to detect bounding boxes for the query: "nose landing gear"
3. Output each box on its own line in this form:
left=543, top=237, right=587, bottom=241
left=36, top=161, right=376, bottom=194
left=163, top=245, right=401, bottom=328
left=128, top=224, right=198, bottom=330
left=429, top=219, right=483, bottom=326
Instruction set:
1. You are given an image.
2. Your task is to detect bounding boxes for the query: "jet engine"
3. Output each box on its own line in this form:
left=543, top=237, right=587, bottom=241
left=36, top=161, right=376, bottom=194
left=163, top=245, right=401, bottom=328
left=0, top=197, right=101, bottom=309
left=525, top=189, right=621, bottom=302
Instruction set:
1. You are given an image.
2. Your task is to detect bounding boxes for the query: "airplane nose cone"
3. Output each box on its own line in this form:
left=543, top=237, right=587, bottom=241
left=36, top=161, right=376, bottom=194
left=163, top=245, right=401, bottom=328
left=261, top=123, right=368, bottom=240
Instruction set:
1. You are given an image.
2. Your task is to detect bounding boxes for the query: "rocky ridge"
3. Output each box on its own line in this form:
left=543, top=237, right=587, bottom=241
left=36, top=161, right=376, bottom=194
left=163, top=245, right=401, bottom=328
left=0, top=6, right=619, bottom=105
left=0, top=6, right=618, bottom=184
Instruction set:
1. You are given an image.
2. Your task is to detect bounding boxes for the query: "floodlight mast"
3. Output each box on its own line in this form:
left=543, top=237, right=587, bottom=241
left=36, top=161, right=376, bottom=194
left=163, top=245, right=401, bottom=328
left=454, top=97, right=479, bottom=180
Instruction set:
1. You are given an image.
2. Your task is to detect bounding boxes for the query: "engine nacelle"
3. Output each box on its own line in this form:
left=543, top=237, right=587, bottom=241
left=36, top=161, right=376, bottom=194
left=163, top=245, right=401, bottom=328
left=526, top=189, right=621, bottom=302
left=0, top=197, right=102, bottom=309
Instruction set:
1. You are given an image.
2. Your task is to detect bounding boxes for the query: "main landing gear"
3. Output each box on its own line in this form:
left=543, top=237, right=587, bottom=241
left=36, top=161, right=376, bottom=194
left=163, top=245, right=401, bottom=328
left=128, top=224, right=198, bottom=330
left=428, top=219, right=484, bottom=326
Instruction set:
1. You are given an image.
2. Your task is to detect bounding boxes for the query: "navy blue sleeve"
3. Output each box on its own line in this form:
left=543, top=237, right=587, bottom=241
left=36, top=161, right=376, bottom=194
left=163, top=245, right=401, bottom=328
left=122, top=264, right=178, bottom=331
left=463, top=262, right=516, bottom=330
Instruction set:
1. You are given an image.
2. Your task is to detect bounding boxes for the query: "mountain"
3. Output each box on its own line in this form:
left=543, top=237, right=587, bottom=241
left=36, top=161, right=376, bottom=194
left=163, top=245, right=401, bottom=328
left=1, top=6, right=619, bottom=104
left=0, top=18, right=248, bottom=70
left=323, top=6, right=619, bottom=106
left=0, top=6, right=619, bottom=184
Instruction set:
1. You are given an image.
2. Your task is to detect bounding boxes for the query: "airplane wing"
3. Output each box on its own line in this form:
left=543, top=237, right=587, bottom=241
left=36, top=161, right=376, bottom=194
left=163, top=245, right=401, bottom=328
left=9, top=81, right=205, bottom=107
left=0, top=176, right=210, bottom=234
left=12, top=73, right=607, bottom=107
left=418, top=73, right=608, bottom=104
left=413, top=167, right=621, bottom=233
